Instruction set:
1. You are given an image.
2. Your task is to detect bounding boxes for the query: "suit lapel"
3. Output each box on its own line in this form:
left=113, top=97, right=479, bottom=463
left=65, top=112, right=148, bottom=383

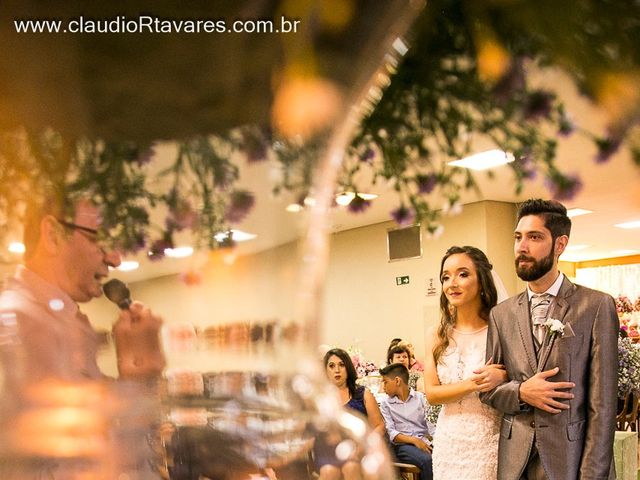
left=536, top=277, right=574, bottom=372
left=515, top=292, right=538, bottom=374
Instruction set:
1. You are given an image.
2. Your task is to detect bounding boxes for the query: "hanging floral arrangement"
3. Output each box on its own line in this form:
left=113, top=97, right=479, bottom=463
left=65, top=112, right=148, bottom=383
left=1, top=0, right=640, bottom=254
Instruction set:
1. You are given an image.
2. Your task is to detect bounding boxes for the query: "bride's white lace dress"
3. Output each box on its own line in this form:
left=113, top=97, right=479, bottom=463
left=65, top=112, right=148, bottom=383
left=432, top=326, right=501, bottom=480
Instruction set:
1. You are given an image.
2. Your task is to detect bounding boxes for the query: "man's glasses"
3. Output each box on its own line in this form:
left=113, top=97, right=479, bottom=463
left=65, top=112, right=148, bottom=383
left=56, top=218, right=102, bottom=246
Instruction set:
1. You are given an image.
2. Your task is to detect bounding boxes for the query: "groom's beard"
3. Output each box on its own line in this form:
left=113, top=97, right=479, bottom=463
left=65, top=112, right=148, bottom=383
left=515, top=243, right=555, bottom=281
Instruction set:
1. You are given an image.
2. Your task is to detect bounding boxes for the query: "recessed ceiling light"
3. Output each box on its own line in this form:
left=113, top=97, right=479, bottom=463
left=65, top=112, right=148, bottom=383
left=611, top=249, right=639, bottom=256
left=566, top=208, right=593, bottom=218
left=286, top=203, right=304, bottom=213
left=565, top=244, right=589, bottom=251
left=615, top=220, right=640, bottom=229
left=164, top=246, right=194, bottom=258
left=214, top=229, right=257, bottom=243
left=117, top=261, right=140, bottom=272
left=448, top=149, right=514, bottom=171
left=335, top=192, right=378, bottom=206
left=8, top=242, right=25, bottom=254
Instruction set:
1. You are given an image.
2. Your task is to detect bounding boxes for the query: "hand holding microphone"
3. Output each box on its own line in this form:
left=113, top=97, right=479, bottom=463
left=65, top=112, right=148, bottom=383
left=103, top=279, right=166, bottom=380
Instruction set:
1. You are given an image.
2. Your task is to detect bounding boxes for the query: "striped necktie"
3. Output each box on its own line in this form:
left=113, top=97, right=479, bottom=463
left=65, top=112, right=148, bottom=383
left=531, top=293, right=552, bottom=347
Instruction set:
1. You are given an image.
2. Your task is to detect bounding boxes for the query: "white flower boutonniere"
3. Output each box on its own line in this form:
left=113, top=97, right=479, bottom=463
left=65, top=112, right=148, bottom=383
left=544, top=318, right=565, bottom=338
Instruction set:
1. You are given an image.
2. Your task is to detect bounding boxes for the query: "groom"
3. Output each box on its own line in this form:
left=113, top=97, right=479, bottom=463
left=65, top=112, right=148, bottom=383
left=480, top=199, right=618, bottom=479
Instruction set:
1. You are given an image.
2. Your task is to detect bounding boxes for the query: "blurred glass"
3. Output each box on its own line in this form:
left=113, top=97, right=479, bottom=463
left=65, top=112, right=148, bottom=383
left=0, top=1, right=423, bottom=479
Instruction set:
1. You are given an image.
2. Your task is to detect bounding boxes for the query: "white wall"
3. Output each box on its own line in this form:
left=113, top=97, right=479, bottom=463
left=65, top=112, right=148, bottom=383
left=321, top=201, right=519, bottom=366
left=84, top=200, right=520, bottom=373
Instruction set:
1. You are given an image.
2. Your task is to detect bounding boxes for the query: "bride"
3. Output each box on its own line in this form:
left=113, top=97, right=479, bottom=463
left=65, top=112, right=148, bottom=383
left=424, top=246, right=508, bottom=480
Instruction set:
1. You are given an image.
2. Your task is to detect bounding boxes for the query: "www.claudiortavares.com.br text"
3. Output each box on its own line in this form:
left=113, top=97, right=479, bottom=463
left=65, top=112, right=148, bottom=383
left=14, top=15, right=300, bottom=34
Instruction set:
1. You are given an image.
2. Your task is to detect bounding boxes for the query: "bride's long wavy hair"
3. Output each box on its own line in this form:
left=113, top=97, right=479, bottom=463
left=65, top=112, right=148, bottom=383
left=432, top=246, right=498, bottom=365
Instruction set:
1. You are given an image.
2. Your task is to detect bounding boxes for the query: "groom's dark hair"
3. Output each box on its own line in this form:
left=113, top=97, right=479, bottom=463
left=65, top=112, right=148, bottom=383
left=517, top=198, right=571, bottom=240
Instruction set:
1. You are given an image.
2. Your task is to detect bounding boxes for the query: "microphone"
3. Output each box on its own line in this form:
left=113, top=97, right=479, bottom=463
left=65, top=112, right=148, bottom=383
left=103, top=279, right=132, bottom=310
left=105, top=278, right=166, bottom=378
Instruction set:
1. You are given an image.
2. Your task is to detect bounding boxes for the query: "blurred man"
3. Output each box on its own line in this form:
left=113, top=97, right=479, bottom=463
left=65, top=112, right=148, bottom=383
left=0, top=196, right=165, bottom=479
left=0, top=196, right=164, bottom=382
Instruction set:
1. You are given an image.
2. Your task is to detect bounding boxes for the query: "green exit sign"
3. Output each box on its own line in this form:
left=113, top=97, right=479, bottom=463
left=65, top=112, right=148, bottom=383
left=396, top=276, right=410, bottom=285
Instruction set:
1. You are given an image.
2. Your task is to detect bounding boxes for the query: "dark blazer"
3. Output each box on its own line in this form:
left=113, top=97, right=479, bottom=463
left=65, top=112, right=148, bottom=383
left=480, top=277, right=619, bottom=480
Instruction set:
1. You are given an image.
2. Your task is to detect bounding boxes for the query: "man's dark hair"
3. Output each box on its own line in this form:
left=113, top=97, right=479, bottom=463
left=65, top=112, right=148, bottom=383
left=379, top=362, right=409, bottom=385
left=516, top=198, right=571, bottom=240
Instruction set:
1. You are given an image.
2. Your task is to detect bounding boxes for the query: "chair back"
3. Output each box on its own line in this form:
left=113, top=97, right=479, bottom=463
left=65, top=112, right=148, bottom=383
left=616, top=392, right=639, bottom=431
left=393, top=461, right=421, bottom=480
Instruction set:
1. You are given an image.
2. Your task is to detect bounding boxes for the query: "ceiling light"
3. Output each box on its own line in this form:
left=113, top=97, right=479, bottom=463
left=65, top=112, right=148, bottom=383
left=565, top=244, right=589, bottom=251
left=117, top=261, right=140, bottom=272
left=335, top=192, right=378, bottom=206
left=286, top=203, right=304, bottom=213
left=392, top=37, right=409, bottom=56
left=615, top=220, right=640, bottom=229
left=164, top=246, right=194, bottom=258
left=611, top=249, right=639, bottom=256
left=335, top=193, right=353, bottom=206
left=303, top=196, right=316, bottom=207
left=566, top=208, right=593, bottom=218
left=214, top=229, right=257, bottom=243
left=448, top=149, right=514, bottom=170
left=8, top=242, right=25, bottom=254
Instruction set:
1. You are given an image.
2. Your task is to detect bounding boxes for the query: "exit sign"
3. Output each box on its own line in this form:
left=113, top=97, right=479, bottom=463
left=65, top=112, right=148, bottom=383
left=396, top=276, right=410, bottom=285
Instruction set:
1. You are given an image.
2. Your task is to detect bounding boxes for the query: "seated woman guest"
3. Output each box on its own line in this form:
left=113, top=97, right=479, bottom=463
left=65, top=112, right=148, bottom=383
left=315, top=348, right=385, bottom=480
left=399, top=340, right=424, bottom=372
left=386, top=338, right=424, bottom=372
left=387, top=345, right=424, bottom=393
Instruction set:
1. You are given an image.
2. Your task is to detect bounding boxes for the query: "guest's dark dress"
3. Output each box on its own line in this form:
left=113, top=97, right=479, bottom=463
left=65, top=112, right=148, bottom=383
left=345, top=385, right=367, bottom=416
left=314, top=386, right=368, bottom=468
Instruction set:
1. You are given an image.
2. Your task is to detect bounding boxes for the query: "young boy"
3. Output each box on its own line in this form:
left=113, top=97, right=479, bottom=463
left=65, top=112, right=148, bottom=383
left=379, top=363, right=434, bottom=480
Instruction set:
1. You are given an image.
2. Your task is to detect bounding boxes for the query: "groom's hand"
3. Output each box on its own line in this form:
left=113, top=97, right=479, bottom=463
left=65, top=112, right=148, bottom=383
left=519, top=367, right=575, bottom=414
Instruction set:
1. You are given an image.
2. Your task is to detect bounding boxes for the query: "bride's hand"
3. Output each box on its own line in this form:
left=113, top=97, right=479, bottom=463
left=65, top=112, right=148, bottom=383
left=473, top=363, right=507, bottom=391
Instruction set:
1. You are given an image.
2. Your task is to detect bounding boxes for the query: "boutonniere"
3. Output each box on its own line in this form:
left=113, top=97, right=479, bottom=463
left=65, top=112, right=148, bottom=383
left=544, top=318, right=565, bottom=338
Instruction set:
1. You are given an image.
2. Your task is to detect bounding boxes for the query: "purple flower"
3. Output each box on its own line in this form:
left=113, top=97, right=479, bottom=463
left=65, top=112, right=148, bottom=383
left=167, top=198, right=197, bottom=231
left=126, top=232, right=148, bottom=254
left=515, top=153, right=537, bottom=180
left=415, top=174, right=437, bottom=194
left=492, top=58, right=525, bottom=104
left=595, top=136, right=622, bottom=163
left=360, top=148, right=375, bottom=163
left=391, top=205, right=415, bottom=226
left=148, top=238, right=174, bottom=262
left=247, top=143, right=268, bottom=163
left=225, top=190, right=255, bottom=223
left=524, top=90, right=555, bottom=120
left=544, top=173, right=583, bottom=201
left=347, top=194, right=372, bottom=213
left=134, top=146, right=155, bottom=166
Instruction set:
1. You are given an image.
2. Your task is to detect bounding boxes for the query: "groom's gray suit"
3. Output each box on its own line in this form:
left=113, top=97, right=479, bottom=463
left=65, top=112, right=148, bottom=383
left=480, top=276, right=618, bottom=480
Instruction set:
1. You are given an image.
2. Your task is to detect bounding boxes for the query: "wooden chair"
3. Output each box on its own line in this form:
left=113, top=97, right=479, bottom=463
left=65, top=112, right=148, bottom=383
left=616, top=392, right=639, bottom=431
left=393, top=462, right=421, bottom=480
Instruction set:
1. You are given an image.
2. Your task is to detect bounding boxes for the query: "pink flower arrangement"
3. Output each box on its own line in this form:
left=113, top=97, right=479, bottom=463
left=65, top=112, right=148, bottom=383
left=348, top=348, right=378, bottom=378
left=616, top=295, right=634, bottom=315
